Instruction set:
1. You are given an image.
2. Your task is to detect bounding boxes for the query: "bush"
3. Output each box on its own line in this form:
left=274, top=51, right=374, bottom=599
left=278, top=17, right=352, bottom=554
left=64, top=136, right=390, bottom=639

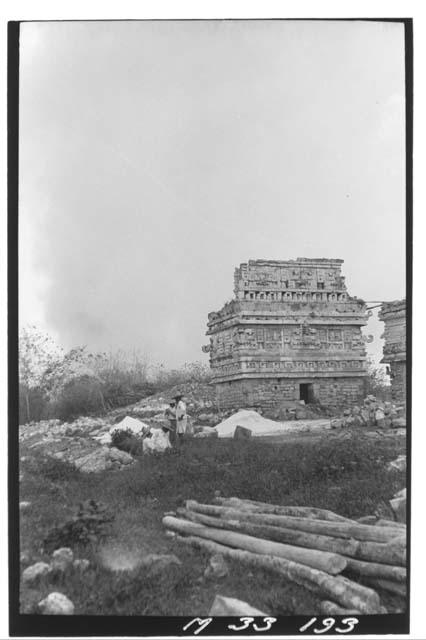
left=43, top=499, right=115, bottom=552
left=52, top=376, right=105, bottom=421
left=364, top=358, right=392, bottom=401
left=111, top=429, right=144, bottom=456
left=150, top=361, right=212, bottom=392
left=19, top=384, right=49, bottom=424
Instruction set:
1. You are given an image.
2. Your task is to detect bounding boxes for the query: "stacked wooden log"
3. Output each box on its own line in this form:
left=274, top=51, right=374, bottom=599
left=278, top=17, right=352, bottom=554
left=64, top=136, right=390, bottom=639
left=162, top=496, right=407, bottom=615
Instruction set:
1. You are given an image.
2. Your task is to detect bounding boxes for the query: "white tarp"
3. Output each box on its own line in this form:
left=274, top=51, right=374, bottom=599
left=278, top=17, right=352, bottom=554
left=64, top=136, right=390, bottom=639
left=94, top=416, right=150, bottom=445
left=215, top=410, right=289, bottom=438
left=110, top=416, right=150, bottom=436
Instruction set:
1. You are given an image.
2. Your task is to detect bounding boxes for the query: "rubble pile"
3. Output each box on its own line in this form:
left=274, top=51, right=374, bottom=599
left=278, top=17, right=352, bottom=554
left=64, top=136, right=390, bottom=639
left=163, top=495, right=406, bottom=614
left=21, top=546, right=90, bottom=615
left=19, top=410, right=178, bottom=472
left=109, top=381, right=219, bottom=421
left=331, top=395, right=406, bottom=430
left=19, top=415, right=136, bottom=473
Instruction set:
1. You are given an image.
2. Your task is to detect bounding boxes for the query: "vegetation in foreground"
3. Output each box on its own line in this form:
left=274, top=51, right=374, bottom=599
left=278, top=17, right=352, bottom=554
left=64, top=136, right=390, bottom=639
left=19, top=431, right=406, bottom=616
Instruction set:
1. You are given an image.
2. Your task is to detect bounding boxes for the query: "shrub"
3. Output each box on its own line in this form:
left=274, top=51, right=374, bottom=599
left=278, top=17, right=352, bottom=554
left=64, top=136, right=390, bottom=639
left=364, top=358, right=391, bottom=401
left=19, top=384, right=49, bottom=424
left=43, top=499, right=115, bottom=552
left=52, top=376, right=105, bottom=421
left=111, top=429, right=144, bottom=456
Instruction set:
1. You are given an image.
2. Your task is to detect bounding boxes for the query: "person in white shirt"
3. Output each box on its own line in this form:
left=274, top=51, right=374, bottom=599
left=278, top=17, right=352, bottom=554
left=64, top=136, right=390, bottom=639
left=174, top=394, right=187, bottom=443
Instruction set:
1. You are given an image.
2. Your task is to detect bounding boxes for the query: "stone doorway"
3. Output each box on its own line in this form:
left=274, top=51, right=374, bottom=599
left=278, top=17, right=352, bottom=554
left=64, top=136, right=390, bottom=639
left=299, top=383, right=314, bottom=404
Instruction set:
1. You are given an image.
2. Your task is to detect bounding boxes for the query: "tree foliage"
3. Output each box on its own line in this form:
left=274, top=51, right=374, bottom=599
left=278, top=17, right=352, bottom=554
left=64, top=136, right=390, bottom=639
left=19, top=326, right=63, bottom=423
left=364, top=357, right=391, bottom=400
left=18, top=326, right=213, bottom=423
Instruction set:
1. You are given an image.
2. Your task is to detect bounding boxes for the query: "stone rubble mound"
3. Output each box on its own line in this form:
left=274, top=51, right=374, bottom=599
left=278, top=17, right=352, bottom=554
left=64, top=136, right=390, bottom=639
left=108, top=381, right=218, bottom=420
left=331, top=395, right=406, bottom=430
left=19, top=414, right=136, bottom=473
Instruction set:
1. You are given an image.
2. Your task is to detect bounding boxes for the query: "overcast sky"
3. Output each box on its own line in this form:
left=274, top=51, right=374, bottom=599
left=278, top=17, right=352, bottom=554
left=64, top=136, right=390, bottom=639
left=19, top=20, right=405, bottom=368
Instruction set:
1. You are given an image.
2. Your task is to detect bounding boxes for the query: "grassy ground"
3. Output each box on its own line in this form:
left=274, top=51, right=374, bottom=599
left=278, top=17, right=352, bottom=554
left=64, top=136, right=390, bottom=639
left=19, top=430, right=406, bottom=615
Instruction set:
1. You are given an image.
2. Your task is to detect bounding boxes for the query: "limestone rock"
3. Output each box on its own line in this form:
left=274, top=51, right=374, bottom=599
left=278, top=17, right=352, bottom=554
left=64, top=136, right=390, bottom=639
left=204, top=554, right=229, bottom=579
left=295, top=408, right=307, bottom=420
left=391, top=417, right=406, bottom=428
left=73, top=558, right=90, bottom=572
left=164, top=530, right=177, bottom=539
left=389, top=497, right=406, bottom=523
left=22, top=561, right=51, bottom=584
left=74, top=447, right=113, bottom=473
left=360, top=409, right=370, bottom=425
left=193, top=427, right=218, bottom=439
left=107, top=447, right=134, bottom=465
left=139, top=553, right=182, bottom=575
left=390, top=487, right=406, bottom=523
left=51, top=547, right=74, bottom=571
left=388, top=455, right=406, bottom=472
left=38, top=592, right=75, bottom=615
left=209, top=595, right=268, bottom=616
left=375, top=409, right=385, bottom=423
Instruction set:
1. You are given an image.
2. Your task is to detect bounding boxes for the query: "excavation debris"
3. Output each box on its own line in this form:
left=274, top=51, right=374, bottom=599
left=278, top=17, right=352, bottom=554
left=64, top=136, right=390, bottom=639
left=163, top=495, right=407, bottom=614
left=332, top=395, right=406, bottom=430
left=19, top=415, right=136, bottom=472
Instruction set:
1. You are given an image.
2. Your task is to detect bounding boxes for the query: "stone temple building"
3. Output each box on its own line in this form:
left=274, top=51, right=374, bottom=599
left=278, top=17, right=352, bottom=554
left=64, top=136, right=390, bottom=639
left=379, top=299, right=406, bottom=405
left=203, top=258, right=370, bottom=411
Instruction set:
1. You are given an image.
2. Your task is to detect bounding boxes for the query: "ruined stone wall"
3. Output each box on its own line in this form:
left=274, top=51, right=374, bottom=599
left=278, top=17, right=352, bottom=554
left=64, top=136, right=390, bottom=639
left=379, top=300, right=406, bottom=406
left=215, top=377, right=365, bottom=411
left=390, top=361, right=406, bottom=406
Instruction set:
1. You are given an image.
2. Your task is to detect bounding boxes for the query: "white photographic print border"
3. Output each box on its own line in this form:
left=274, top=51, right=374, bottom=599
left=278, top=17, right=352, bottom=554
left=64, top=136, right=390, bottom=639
left=3, top=1, right=424, bottom=638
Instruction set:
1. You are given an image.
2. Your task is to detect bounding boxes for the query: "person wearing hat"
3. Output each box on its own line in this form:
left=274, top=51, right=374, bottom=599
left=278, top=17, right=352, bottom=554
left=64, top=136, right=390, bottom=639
left=174, top=394, right=187, bottom=443
left=164, top=401, right=177, bottom=446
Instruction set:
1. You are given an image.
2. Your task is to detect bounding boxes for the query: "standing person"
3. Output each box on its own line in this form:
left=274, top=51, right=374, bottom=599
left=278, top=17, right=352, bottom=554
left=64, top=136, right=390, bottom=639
left=174, top=394, right=187, bottom=444
left=164, top=401, right=177, bottom=446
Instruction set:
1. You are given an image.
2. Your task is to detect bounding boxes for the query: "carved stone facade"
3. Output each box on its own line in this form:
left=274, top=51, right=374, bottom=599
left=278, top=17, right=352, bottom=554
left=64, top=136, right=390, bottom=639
left=379, top=299, right=406, bottom=405
left=204, top=258, right=369, bottom=410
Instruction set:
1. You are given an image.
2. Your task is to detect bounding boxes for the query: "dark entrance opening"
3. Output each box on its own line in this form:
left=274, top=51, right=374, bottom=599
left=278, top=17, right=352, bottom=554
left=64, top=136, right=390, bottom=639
left=299, top=383, right=314, bottom=404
